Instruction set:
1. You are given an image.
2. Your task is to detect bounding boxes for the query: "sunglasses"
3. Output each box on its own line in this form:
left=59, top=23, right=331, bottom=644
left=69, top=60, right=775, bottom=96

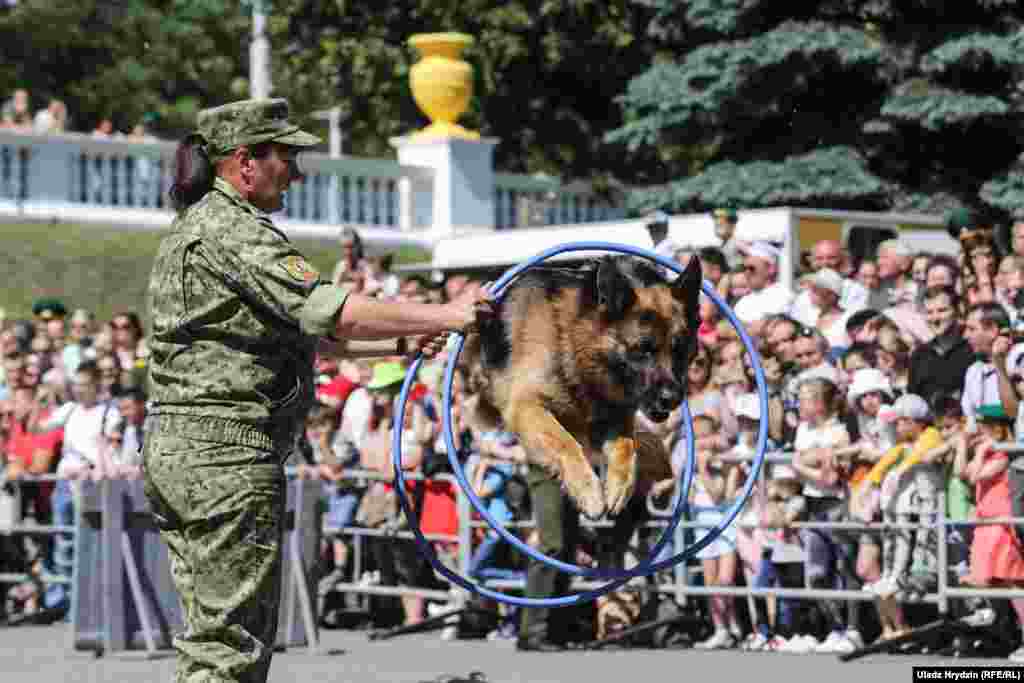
left=111, top=322, right=133, bottom=331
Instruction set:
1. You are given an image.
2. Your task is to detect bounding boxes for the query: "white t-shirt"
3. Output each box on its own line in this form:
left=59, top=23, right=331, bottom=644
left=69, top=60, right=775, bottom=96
left=41, top=401, right=121, bottom=476
left=733, top=282, right=794, bottom=324
left=793, top=417, right=849, bottom=498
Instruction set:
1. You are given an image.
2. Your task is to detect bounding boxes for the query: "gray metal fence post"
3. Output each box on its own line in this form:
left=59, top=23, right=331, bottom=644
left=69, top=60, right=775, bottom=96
left=455, top=474, right=472, bottom=609
left=937, top=492, right=948, bottom=616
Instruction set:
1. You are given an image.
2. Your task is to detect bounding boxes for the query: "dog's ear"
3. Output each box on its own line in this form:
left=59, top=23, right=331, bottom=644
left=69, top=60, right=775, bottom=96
left=672, top=255, right=702, bottom=320
left=597, top=257, right=637, bottom=319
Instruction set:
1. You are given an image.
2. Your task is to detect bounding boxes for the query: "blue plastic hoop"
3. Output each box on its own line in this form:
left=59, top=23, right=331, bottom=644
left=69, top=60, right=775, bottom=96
left=392, top=241, right=770, bottom=607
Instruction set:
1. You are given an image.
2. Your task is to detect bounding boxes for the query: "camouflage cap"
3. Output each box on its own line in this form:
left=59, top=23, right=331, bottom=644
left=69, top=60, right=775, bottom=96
left=196, top=98, right=321, bottom=159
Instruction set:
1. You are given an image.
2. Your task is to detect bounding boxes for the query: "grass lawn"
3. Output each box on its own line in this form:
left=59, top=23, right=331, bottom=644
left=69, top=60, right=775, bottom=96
left=0, top=222, right=428, bottom=323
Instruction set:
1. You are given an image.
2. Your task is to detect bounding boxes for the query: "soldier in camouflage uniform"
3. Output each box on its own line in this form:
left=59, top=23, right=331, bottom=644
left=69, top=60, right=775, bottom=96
left=144, top=98, right=488, bottom=683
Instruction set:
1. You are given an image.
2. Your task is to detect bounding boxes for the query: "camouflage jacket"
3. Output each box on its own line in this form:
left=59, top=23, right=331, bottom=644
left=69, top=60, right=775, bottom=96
left=146, top=177, right=349, bottom=450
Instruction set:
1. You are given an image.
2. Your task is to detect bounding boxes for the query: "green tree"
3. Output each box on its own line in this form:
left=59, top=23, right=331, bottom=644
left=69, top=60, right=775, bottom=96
left=609, top=1, right=1024, bottom=217
left=268, top=0, right=662, bottom=181
left=0, top=0, right=249, bottom=135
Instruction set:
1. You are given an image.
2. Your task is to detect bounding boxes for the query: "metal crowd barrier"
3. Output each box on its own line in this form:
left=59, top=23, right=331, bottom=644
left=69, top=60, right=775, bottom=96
left=0, top=473, right=321, bottom=658
left=4, top=443, right=1024, bottom=654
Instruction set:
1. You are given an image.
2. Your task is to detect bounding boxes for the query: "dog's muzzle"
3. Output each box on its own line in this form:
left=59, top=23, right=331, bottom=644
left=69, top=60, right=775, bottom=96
left=645, top=380, right=683, bottom=422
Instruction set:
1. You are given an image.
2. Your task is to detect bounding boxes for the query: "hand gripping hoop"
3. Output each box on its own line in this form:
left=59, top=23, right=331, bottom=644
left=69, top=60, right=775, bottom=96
left=392, top=241, right=770, bottom=607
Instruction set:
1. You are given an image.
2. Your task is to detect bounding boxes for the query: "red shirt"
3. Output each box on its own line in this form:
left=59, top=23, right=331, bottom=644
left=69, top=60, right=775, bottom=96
left=3, top=413, right=62, bottom=498
left=316, top=375, right=358, bottom=407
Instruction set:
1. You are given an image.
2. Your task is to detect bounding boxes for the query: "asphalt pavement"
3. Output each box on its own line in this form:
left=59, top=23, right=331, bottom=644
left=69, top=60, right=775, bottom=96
left=0, top=624, right=1016, bottom=683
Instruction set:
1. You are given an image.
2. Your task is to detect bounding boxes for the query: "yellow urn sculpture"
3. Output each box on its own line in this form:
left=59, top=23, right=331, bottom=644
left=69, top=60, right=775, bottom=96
left=408, top=32, right=479, bottom=140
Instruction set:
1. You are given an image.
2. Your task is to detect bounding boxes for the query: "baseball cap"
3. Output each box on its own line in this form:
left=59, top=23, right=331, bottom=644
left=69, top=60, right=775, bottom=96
left=366, top=362, right=407, bottom=390
left=880, top=393, right=931, bottom=423
left=738, top=241, right=781, bottom=264
left=32, top=297, right=66, bottom=320
left=771, top=463, right=799, bottom=480
left=847, top=368, right=893, bottom=406
left=713, top=207, right=738, bottom=222
left=803, top=268, right=843, bottom=296
left=977, top=404, right=1014, bottom=424
left=197, top=98, right=321, bottom=160
left=733, top=393, right=761, bottom=420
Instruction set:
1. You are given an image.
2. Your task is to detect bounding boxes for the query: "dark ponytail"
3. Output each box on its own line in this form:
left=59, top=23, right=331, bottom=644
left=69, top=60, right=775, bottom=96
left=169, top=133, right=214, bottom=211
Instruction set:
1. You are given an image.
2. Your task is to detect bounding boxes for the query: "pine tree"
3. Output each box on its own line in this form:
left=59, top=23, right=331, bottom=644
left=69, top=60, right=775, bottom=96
left=609, top=1, right=1024, bottom=218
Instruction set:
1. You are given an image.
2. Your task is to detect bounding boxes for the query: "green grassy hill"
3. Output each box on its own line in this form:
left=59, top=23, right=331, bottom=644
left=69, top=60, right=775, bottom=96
left=0, top=222, right=426, bottom=323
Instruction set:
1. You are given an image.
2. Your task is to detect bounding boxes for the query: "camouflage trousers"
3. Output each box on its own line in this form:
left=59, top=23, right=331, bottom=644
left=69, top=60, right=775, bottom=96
left=142, top=417, right=286, bottom=683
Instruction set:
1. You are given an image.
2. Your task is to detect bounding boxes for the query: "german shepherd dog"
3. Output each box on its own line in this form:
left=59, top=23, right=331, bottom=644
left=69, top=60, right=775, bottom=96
left=461, top=255, right=702, bottom=519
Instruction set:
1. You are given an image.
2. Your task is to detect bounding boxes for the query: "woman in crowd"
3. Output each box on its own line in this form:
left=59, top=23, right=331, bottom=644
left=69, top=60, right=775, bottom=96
left=876, top=327, right=911, bottom=398
left=803, top=269, right=851, bottom=351
left=925, top=254, right=961, bottom=292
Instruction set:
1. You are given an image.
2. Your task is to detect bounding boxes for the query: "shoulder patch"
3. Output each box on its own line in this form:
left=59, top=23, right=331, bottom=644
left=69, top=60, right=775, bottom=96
left=280, top=255, right=319, bottom=284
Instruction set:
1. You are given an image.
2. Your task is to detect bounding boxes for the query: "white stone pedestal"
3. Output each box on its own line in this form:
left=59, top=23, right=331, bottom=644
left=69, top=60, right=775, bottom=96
left=390, top=135, right=498, bottom=236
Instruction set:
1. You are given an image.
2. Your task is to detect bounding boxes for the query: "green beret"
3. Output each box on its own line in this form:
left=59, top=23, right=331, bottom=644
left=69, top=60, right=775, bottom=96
left=32, top=297, right=67, bottom=320
left=196, top=98, right=321, bottom=160
left=713, top=207, right=738, bottom=221
left=945, top=207, right=976, bottom=237
left=977, top=404, right=1013, bottom=423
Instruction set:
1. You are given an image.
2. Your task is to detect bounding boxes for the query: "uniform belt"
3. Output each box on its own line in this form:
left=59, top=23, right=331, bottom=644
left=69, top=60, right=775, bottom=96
left=146, top=412, right=293, bottom=452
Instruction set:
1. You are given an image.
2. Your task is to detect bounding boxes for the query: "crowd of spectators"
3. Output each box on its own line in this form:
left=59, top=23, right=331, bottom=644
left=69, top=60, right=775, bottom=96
left=1, top=87, right=159, bottom=141
left=5, top=209, right=1024, bottom=662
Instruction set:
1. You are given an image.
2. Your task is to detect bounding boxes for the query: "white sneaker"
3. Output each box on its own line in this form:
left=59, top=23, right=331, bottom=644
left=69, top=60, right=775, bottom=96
left=815, top=631, right=844, bottom=654
left=872, top=577, right=900, bottom=598
left=829, top=630, right=863, bottom=655
left=1009, top=646, right=1024, bottom=663
left=696, top=629, right=735, bottom=650
left=784, top=634, right=820, bottom=654
left=742, top=632, right=769, bottom=651
left=427, top=602, right=455, bottom=619
left=961, top=607, right=996, bottom=628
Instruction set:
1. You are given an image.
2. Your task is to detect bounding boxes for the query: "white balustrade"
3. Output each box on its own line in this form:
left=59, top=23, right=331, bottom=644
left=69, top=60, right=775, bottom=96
left=0, top=130, right=624, bottom=246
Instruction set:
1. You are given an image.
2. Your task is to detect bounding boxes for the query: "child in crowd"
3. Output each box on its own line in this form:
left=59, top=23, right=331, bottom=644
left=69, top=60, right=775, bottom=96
left=748, top=463, right=807, bottom=651
left=789, top=376, right=860, bottom=654
left=856, top=394, right=943, bottom=642
left=302, top=403, right=361, bottom=591
left=688, top=414, right=742, bottom=649
left=954, top=405, right=1024, bottom=663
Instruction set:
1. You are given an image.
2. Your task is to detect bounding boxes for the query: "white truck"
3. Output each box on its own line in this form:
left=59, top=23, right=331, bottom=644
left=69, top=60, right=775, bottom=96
left=410, top=206, right=958, bottom=290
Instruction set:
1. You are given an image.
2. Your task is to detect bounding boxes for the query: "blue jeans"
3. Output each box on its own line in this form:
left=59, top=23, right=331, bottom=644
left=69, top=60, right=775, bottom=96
left=45, top=479, right=74, bottom=609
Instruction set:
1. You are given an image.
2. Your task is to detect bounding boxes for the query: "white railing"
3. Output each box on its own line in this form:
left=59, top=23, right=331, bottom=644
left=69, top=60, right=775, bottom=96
left=494, top=173, right=624, bottom=229
left=0, top=131, right=624, bottom=240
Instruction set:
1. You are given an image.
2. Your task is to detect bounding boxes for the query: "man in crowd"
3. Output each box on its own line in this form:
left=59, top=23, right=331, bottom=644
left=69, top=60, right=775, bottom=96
left=732, top=241, right=794, bottom=337
left=790, top=240, right=868, bottom=326
left=907, top=286, right=974, bottom=404
left=873, top=239, right=918, bottom=310
left=114, top=386, right=147, bottom=473
left=962, top=301, right=1010, bottom=430
left=711, top=206, right=742, bottom=269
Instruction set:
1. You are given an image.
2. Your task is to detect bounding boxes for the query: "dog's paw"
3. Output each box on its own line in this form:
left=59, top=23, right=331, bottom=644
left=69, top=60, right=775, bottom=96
left=563, top=460, right=606, bottom=520
left=604, top=467, right=636, bottom=518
